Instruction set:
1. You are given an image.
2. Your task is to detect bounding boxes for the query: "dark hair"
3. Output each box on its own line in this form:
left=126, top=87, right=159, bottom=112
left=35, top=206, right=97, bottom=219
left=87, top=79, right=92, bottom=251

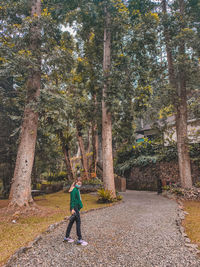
left=75, top=177, right=82, bottom=184
left=69, top=177, right=82, bottom=192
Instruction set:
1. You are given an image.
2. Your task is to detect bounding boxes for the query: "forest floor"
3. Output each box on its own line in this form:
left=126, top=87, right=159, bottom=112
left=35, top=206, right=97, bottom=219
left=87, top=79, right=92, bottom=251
left=2, top=190, right=200, bottom=267
left=0, top=191, right=113, bottom=266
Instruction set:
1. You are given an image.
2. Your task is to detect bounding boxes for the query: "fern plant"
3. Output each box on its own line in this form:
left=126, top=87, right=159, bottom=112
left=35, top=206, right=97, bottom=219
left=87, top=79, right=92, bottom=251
left=97, top=188, right=123, bottom=203
left=97, top=188, right=115, bottom=203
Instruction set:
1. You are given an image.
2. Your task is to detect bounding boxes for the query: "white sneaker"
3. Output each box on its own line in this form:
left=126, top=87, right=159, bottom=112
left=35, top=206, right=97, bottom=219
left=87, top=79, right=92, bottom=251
left=64, top=237, right=74, bottom=243
left=77, top=239, right=88, bottom=246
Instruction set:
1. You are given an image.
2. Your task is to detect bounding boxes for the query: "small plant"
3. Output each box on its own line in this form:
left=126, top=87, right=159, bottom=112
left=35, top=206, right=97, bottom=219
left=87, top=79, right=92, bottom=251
left=97, top=188, right=115, bottom=203
left=116, top=192, right=123, bottom=201
left=171, top=188, right=184, bottom=196
left=163, top=185, right=171, bottom=191
left=195, top=182, right=200, bottom=188
left=97, top=189, right=123, bottom=203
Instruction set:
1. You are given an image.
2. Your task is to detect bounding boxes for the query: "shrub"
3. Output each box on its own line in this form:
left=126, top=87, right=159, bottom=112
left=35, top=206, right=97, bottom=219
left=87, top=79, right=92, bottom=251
left=97, top=188, right=115, bottom=203
left=115, top=140, right=200, bottom=176
left=171, top=188, right=184, bottom=196
left=97, top=188, right=122, bottom=203
left=57, top=171, right=67, bottom=181
left=82, top=178, right=103, bottom=185
left=195, top=182, right=200, bottom=188
left=47, top=172, right=67, bottom=183
left=163, top=185, right=171, bottom=191
left=115, top=155, right=158, bottom=176
left=116, top=191, right=123, bottom=201
left=163, top=185, right=184, bottom=196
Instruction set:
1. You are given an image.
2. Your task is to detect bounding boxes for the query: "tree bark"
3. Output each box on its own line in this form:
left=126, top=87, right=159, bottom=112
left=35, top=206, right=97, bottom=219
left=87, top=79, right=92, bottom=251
left=63, top=145, right=74, bottom=180
left=87, top=126, right=92, bottom=153
left=176, top=0, right=192, bottom=188
left=162, top=0, right=192, bottom=188
left=91, top=94, right=98, bottom=176
left=92, top=123, right=98, bottom=176
left=9, top=0, right=41, bottom=207
left=76, top=124, right=89, bottom=180
left=58, top=131, right=74, bottom=180
left=102, top=4, right=116, bottom=197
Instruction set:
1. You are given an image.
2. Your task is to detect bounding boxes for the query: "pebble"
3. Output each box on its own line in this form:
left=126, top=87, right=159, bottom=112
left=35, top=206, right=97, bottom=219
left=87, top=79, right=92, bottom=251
left=5, top=190, right=200, bottom=267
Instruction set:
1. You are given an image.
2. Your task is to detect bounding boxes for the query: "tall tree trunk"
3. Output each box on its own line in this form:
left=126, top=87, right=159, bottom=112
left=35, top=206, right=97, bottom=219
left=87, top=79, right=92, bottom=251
left=87, top=126, right=92, bottom=153
left=58, top=131, right=74, bottom=180
left=91, top=124, right=98, bottom=176
left=92, top=125, right=98, bottom=175
left=102, top=4, right=116, bottom=197
left=76, top=144, right=81, bottom=158
left=176, top=0, right=192, bottom=188
left=162, top=0, right=192, bottom=188
left=91, top=94, right=99, bottom=176
left=76, top=124, right=89, bottom=180
left=63, top=145, right=74, bottom=180
left=9, top=0, right=41, bottom=207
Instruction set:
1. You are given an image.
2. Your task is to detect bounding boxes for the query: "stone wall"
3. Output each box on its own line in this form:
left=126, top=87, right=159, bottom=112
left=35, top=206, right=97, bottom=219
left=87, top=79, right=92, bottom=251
left=126, top=161, right=200, bottom=191
left=115, top=175, right=126, bottom=192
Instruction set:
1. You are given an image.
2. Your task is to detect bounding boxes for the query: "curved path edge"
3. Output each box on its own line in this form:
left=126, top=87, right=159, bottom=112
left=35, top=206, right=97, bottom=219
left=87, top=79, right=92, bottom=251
left=3, top=200, right=123, bottom=267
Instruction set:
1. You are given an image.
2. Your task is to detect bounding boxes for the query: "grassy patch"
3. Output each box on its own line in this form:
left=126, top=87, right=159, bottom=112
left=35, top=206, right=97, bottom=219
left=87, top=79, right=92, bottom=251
left=183, top=200, right=200, bottom=250
left=0, top=191, right=112, bottom=266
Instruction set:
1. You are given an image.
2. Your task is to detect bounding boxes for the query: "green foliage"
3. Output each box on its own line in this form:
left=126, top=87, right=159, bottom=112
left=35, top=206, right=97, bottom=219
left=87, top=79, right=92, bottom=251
left=195, top=182, right=200, bottom=188
left=163, top=185, right=184, bottom=196
left=115, top=155, right=159, bottom=175
left=189, top=143, right=200, bottom=159
left=115, top=140, right=200, bottom=176
left=97, top=188, right=115, bottom=203
left=47, top=172, right=67, bottom=183
left=116, top=192, right=123, bottom=201
left=115, top=139, right=161, bottom=175
left=163, top=185, right=171, bottom=191
left=82, top=178, right=103, bottom=185
left=97, top=188, right=122, bottom=203
left=1, top=0, right=200, bottom=198
left=171, top=188, right=184, bottom=196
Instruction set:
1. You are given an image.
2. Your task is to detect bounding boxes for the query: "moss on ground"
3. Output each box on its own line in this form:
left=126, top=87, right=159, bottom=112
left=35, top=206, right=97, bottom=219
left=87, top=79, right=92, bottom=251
left=0, top=191, right=112, bottom=266
left=183, top=200, right=200, bottom=250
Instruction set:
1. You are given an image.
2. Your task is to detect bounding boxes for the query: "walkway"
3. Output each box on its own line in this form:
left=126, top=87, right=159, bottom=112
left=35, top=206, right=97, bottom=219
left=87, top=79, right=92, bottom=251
left=5, top=191, right=200, bottom=267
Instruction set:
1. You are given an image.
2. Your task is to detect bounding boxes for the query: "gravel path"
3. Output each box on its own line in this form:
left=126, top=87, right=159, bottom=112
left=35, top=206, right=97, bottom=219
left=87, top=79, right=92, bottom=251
left=6, top=190, right=200, bottom=267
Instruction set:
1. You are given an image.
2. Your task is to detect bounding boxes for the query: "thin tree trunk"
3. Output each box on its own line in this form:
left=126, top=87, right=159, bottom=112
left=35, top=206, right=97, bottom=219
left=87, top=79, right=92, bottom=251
left=76, top=144, right=81, bottom=158
left=63, top=145, right=74, bottom=180
left=87, top=126, right=92, bottom=153
left=92, top=123, right=98, bottom=176
left=58, top=131, right=74, bottom=180
left=9, top=0, right=41, bottom=207
left=102, top=4, right=116, bottom=197
left=76, top=125, right=89, bottom=180
left=91, top=94, right=99, bottom=176
left=162, top=0, right=192, bottom=188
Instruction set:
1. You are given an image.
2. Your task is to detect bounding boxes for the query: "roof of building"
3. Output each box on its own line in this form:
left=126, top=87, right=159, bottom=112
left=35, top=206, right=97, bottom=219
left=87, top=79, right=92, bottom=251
left=136, top=116, right=200, bottom=133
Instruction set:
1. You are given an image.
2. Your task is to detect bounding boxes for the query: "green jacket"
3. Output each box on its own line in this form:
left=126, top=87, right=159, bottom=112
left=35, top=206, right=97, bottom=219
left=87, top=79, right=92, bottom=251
left=70, top=187, right=83, bottom=211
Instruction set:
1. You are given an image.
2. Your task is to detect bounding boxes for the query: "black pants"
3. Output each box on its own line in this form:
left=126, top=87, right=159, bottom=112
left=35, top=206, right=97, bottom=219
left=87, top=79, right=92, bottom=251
left=66, top=208, right=82, bottom=240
